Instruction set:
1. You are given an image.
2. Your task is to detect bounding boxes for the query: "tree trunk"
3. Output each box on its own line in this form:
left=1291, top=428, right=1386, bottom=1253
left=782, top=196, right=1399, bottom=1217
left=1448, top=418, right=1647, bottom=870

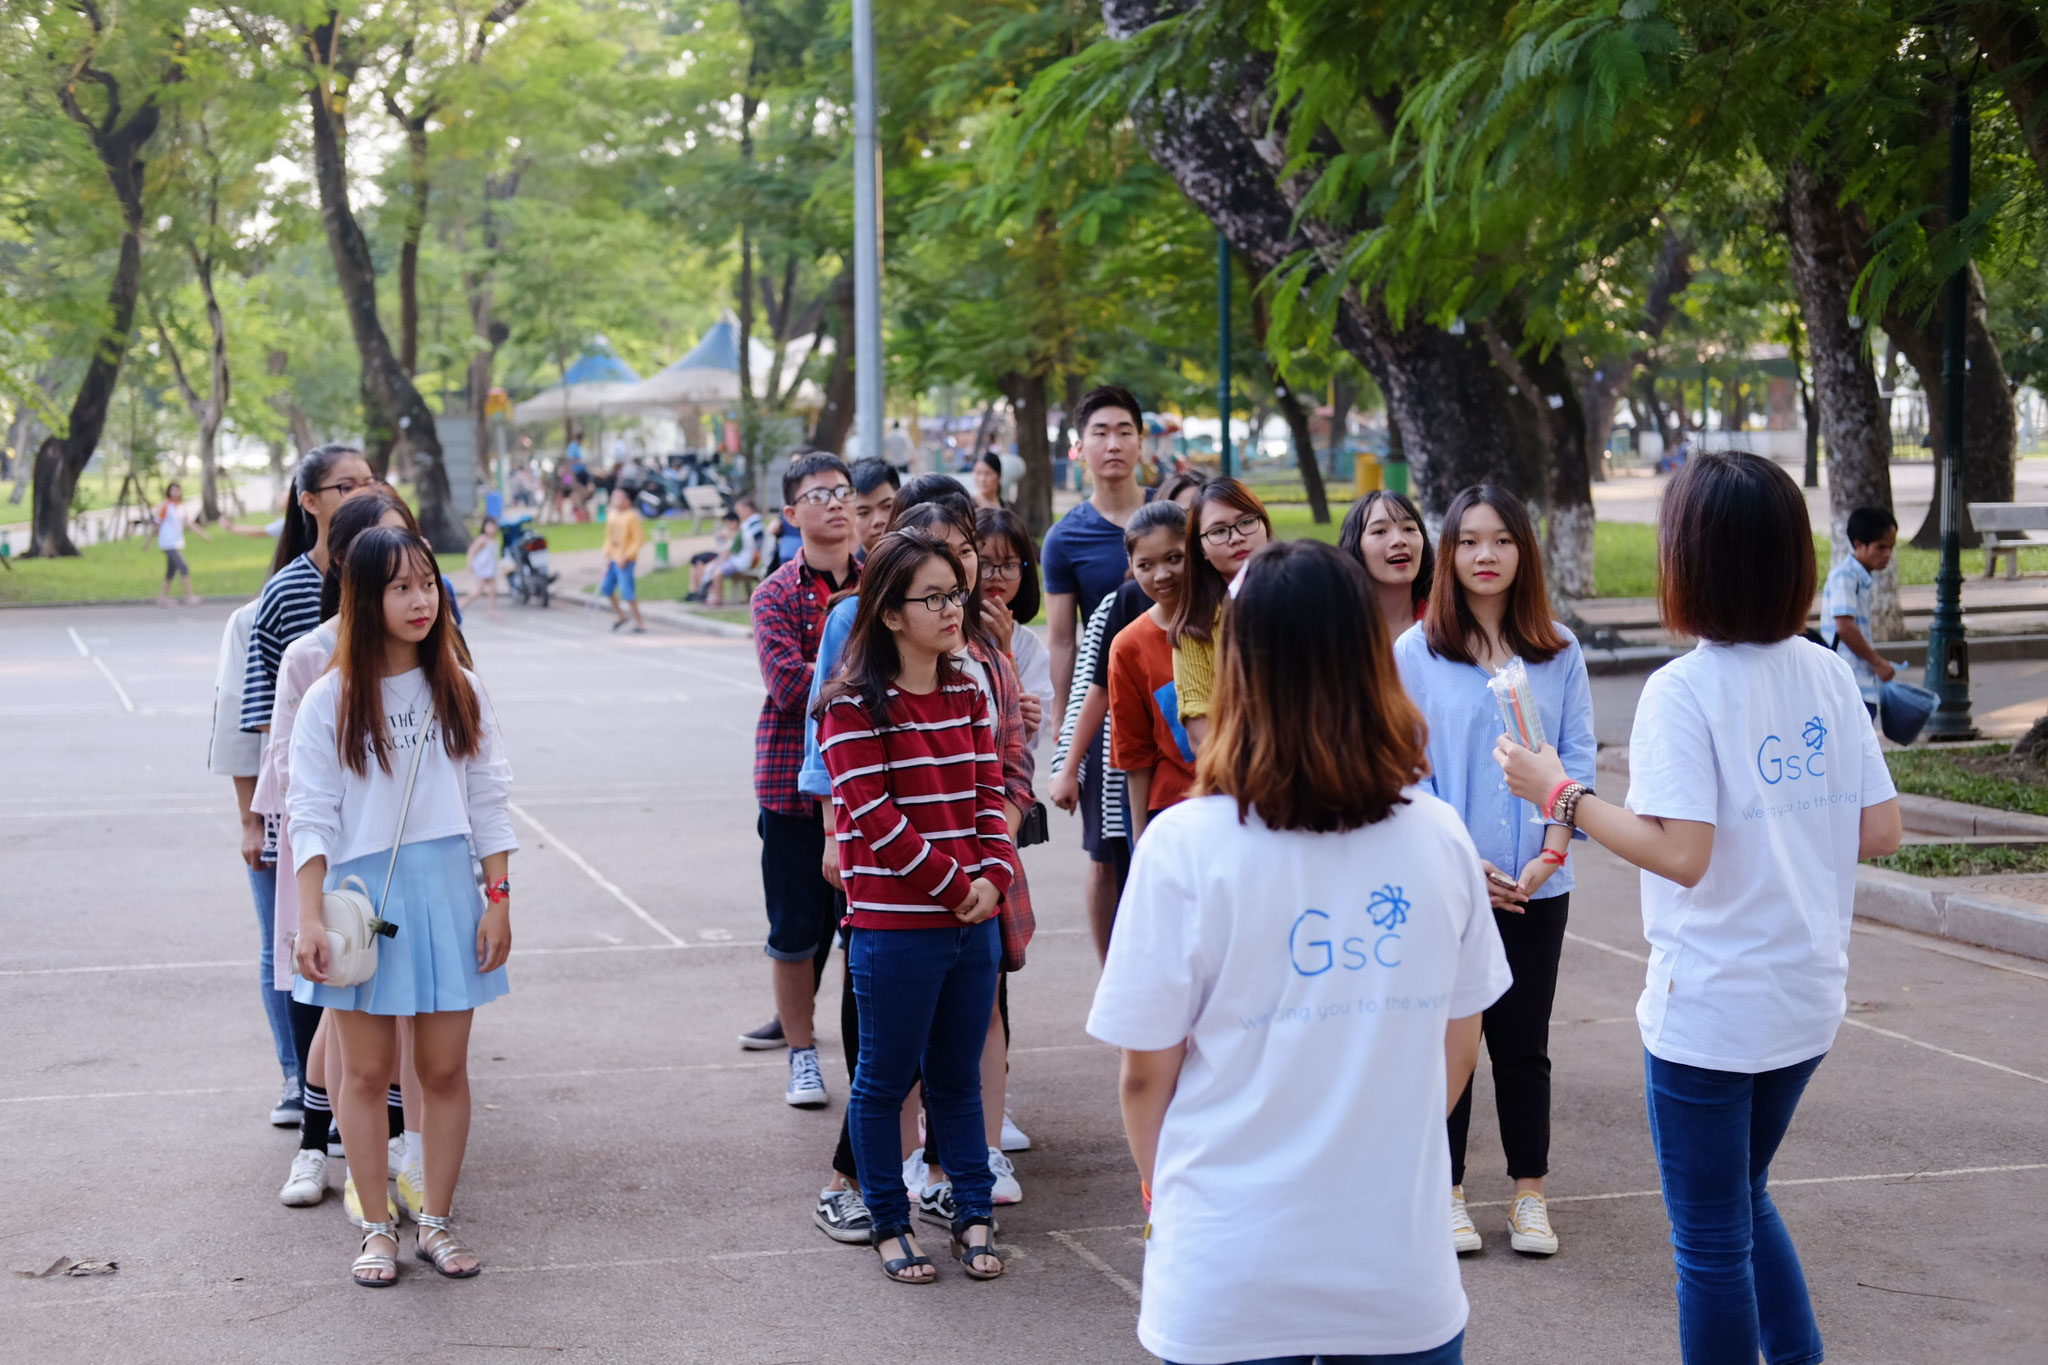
left=808, top=273, right=857, bottom=454
left=1099, top=0, right=1542, bottom=520
left=303, top=27, right=457, bottom=549
left=1329, top=370, right=1357, bottom=463
left=1785, top=157, right=1902, bottom=639
left=28, top=59, right=172, bottom=556
left=1002, top=371, right=1055, bottom=541
left=394, top=115, right=429, bottom=376
left=465, top=168, right=520, bottom=490
left=1273, top=380, right=1329, bottom=523
left=1482, top=322, right=1595, bottom=599
left=1787, top=313, right=1820, bottom=489
left=1885, top=262, right=2017, bottom=550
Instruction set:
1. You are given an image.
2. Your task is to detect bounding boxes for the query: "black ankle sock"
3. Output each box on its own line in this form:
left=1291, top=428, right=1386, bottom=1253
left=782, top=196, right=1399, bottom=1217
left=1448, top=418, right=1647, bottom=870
left=299, top=1082, right=331, bottom=1152
left=387, top=1086, right=405, bottom=1141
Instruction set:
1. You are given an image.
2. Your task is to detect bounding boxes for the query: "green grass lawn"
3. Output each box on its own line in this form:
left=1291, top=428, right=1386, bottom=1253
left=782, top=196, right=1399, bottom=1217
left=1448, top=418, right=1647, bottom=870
left=0, top=529, right=476, bottom=606
left=1885, top=743, right=2048, bottom=818
left=1869, top=841, right=2048, bottom=878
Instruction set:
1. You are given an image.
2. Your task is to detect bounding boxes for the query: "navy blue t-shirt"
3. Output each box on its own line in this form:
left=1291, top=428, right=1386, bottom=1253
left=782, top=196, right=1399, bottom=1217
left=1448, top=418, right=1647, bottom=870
left=1042, top=500, right=1130, bottom=623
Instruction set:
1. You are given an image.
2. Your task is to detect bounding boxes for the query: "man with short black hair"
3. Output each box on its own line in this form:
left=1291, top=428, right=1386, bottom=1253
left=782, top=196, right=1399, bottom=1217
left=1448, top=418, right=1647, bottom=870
left=749, top=450, right=859, bottom=1106
left=1044, top=385, right=1149, bottom=948
left=848, top=457, right=900, bottom=556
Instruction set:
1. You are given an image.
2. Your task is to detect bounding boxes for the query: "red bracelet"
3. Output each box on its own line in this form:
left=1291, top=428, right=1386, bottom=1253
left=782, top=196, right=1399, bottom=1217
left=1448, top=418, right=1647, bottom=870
left=1544, top=779, right=1575, bottom=821
left=1538, top=849, right=1568, bottom=867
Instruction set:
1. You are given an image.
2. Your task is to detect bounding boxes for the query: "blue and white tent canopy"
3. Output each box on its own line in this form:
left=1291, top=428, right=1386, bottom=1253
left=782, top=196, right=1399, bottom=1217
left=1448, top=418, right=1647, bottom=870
left=510, top=338, right=670, bottom=425
left=618, top=311, right=825, bottom=408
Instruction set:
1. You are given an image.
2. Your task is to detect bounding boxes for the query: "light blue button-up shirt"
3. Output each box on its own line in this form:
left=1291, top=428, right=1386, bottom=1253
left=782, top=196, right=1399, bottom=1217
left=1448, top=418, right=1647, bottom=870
left=1392, top=623, right=1598, bottom=899
left=798, top=595, right=860, bottom=800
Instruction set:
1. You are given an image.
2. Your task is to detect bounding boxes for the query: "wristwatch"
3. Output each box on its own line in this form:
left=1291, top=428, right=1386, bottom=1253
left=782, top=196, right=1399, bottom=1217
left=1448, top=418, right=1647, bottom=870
left=484, top=877, right=511, bottom=905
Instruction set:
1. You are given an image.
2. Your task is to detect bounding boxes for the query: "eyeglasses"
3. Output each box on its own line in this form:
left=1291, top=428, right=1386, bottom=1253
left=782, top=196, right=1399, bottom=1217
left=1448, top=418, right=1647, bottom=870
left=314, top=478, right=378, bottom=497
left=979, top=559, right=1025, bottom=581
left=1198, top=513, right=1265, bottom=546
left=796, top=485, right=854, bottom=506
left=908, top=589, right=968, bottom=613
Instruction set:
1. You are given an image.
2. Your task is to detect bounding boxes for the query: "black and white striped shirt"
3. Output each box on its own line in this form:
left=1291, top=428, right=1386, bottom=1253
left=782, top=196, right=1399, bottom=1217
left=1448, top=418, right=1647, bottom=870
left=240, top=554, right=325, bottom=732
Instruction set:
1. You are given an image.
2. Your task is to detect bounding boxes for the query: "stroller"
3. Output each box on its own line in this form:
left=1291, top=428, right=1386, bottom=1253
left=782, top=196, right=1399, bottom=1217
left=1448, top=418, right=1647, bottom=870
left=501, top=516, right=557, bottom=608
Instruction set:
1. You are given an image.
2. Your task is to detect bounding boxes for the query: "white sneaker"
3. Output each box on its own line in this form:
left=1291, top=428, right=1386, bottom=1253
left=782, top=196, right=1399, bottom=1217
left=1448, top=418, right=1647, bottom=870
left=1450, top=1186, right=1481, bottom=1254
left=784, top=1047, right=827, bottom=1108
left=901, top=1146, right=926, bottom=1197
left=999, top=1108, right=1031, bottom=1153
left=280, top=1149, right=328, bottom=1207
left=988, top=1147, right=1022, bottom=1205
left=1508, top=1192, right=1559, bottom=1255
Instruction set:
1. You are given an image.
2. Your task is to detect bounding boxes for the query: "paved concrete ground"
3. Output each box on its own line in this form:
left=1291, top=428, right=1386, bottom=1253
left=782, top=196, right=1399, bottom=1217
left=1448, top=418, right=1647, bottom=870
left=4, top=603, right=2047, bottom=1363
left=1590, top=455, right=2048, bottom=530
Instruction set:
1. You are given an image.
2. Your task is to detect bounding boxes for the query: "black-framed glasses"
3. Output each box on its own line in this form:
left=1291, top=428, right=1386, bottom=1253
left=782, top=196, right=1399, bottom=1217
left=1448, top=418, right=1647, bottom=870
left=979, top=559, right=1025, bottom=580
left=796, top=484, right=855, bottom=506
left=315, top=477, right=378, bottom=497
left=1198, top=513, right=1264, bottom=546
left=909, top=589, right=968, bottom=613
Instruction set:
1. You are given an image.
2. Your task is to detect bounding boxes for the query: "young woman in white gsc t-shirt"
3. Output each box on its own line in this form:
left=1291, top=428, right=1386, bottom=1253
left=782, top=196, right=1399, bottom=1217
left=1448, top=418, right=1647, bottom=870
left=1496, top=451, right=1901, bottom=1365
left=1089, top=540, right=1511, bottom=1365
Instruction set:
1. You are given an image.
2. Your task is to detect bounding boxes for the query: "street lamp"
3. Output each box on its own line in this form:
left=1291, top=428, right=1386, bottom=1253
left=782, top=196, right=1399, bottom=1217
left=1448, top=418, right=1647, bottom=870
left=1922, top=65, right=1976, bottom=739
left=851, top=0, right=884, bottom=465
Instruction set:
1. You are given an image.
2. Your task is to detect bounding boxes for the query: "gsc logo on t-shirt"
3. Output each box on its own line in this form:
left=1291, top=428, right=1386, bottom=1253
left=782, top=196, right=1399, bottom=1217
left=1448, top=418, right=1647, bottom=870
left=1756, top=716, right=1828, bottom=786
left=1289, top=884, right=1409, bottom=976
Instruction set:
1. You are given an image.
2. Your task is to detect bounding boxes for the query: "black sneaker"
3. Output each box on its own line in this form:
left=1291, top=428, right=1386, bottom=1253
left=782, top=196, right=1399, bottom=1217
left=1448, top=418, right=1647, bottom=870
left=738, top=1017, right=786, bottom=1051
left=813, top=1186, right=874, bottom=1244
left=916, top=1183, right=999, bottom=1234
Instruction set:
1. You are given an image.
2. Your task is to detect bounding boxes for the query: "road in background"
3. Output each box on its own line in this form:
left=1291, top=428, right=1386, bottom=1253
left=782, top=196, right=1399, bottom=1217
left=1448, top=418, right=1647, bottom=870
left=2, top=603, right=2044, bottom=1362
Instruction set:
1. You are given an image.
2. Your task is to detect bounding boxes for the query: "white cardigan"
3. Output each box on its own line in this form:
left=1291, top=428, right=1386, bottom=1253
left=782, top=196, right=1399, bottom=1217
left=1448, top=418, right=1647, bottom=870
left=288, top=665, right=517, bottom=873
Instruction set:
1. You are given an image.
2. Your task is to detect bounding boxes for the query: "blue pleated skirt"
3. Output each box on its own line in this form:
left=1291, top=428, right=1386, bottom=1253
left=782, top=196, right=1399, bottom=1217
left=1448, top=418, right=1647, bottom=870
left=293, top=834, right=508, bottom=1016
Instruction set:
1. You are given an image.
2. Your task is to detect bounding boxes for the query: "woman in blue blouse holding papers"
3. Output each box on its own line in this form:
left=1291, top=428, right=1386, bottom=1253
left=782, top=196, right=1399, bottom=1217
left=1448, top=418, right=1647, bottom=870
left=1393, top=485, right=1596, bottom=1261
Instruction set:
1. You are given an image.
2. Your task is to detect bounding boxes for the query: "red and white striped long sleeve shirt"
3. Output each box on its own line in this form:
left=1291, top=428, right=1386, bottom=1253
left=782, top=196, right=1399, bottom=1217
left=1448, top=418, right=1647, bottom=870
left=818, top=678, right=1017, bottom=930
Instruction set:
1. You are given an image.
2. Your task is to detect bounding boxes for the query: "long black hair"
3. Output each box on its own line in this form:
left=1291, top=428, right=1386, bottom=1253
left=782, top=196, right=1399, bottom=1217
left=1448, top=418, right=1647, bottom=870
left=1337, top=489, right=1435, bottom=611
left=974, top=505, right=1041, bottom=625
left=814, top=530, right=966, bottom=728
left=272, top=443, right=363, bottom=575
left=890, top=497, right=987, bottom=648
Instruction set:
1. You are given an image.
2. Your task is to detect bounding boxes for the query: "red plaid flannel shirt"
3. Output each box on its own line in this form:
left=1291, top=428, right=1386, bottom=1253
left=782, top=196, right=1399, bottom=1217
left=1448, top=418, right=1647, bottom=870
left=753, top=555, right=855, bottom=816
left=968, top=639, right=1036, bottom=971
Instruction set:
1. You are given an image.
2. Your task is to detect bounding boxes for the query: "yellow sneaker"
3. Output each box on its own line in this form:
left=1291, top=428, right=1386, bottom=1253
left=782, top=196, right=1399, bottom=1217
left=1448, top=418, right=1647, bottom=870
left=395, top=1163, right=427, bottom=1222
left=344, top=1173, right=401, bottom=1230
left=1508, top=1192, right=1559, bottom=1256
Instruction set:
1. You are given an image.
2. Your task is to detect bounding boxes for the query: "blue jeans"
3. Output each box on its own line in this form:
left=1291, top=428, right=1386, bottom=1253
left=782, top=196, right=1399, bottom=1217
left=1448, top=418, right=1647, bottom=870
left=1644, top=1049, right=1827, bottom=1365
left=848, top=920, right=1000, bottom=1234
left=1167, top=1333, right=1463, bottom=1365
left=247, top=864, right=296, bottom=1081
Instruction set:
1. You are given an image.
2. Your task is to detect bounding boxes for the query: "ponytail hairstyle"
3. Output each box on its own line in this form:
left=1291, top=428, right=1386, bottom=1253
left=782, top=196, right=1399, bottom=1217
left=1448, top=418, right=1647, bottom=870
left=814, top=530, right=966, bottom=729
left=1421, top=484, right=1566, bottom=666
left=272, top=443, right=364, bottom=576
left=332, top=527, right=483, bottom=776
left=320, top=486, right=421, bottom=621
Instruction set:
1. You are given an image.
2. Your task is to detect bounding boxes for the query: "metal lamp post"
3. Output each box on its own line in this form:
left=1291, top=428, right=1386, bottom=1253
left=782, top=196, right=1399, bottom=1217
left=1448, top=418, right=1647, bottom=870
left=851, top=0, right=884, bottom=465
left=1218, top=232, right=1232, bottom=478
left=1922, top=73, right=1976, bottom=739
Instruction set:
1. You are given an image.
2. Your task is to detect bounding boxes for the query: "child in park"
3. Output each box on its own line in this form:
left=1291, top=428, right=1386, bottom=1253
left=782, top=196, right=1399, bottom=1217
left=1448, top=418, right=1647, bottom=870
left=155, top=481, right=214, bottom=606
left=1821, top=506, right=1900, bottom=718
left=462, top=517, right=501, bottom=619
left=602, top=488, right=646, bottom=633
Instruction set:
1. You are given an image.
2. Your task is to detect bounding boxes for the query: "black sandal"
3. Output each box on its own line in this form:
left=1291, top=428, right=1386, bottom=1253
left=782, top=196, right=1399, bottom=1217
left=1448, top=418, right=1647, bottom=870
left=872, top=1225, right=935, bottom=1284
left=950, top=1216, right=1004, bottom=1281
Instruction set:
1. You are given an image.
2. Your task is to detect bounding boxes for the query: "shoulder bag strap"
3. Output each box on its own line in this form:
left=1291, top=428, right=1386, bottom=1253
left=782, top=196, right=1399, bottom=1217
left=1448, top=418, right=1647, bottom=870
left=375, top=695, right=437, bottom=915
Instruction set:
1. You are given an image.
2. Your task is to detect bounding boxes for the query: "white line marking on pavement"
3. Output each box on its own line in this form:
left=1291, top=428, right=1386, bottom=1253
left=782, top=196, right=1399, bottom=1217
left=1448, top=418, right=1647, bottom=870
left=64, top=626, right=90, bottom=658
left=1046, top=1229, right=1142, bottom=1303
left=0, top=938, right=760, bottom=978
left=1463, top=1162, right=2048, bottom=1209
left=64, top=624, right=137, bottom=711
left=1565, top=929, right=2048, bottom=1087
left=1852, top=920, right=2048, bottom=983
left=507, top=800, right=686, bottom=947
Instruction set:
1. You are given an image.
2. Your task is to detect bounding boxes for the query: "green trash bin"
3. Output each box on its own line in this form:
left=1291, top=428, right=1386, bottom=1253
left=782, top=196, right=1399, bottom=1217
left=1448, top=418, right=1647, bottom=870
left=1383, top=459, right=1410, bottom=496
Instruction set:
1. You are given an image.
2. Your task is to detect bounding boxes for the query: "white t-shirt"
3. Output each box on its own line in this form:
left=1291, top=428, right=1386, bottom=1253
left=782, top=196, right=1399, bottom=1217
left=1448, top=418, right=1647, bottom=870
left=156, top=500, right=187, bottom=551
left=206, top=601, right=263, bottom=778
left=1087, top=792, right=1511, bottom=1365
left=288, top=666, right=518, bottom=873
left=1626, top=639, right=1896, bottom=1073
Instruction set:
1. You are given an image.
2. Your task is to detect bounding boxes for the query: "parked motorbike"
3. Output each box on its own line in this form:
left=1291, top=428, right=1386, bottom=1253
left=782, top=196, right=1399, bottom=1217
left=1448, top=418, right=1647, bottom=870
left=501, top=517, right=557, bottom=608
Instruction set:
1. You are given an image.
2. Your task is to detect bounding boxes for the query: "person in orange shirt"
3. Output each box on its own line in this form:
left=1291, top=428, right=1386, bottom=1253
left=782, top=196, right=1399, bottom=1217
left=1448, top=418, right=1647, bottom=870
left=1106, top=500, right=1196, bottom=843
left=601, top=488, right=646, bottom=633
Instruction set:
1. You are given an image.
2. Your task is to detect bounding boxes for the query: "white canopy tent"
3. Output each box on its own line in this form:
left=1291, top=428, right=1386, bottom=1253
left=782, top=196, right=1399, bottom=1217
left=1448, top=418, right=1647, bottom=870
left=615, top=311, right=827, bottom=409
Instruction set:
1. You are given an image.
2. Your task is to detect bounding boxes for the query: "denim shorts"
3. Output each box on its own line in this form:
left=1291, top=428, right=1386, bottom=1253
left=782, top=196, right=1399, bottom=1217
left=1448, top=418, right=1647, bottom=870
left=759, top=806, right=838, bottom=962
left=600, top=560, right=637, bottom=600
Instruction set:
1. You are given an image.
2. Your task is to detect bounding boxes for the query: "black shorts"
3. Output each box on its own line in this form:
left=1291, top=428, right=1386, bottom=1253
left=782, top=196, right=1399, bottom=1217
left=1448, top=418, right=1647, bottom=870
left=759, top=806, right=838, bottom=963
left=163, top=548, right=190, bottom=580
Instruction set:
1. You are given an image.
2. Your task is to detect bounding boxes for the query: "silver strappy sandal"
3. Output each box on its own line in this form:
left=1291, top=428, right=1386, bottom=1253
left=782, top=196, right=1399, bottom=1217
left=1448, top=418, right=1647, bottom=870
left=353, top=1220, right=400, bottom=1288
left=415, top=1211, right=482, bottom=1279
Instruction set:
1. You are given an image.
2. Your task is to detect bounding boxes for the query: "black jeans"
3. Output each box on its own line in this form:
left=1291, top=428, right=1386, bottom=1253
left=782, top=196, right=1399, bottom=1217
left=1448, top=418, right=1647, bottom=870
left=1448, top=893, right=1568, bottom=1186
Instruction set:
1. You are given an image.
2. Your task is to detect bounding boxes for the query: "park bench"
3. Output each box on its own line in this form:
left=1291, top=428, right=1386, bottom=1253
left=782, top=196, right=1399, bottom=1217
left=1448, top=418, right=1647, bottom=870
left=682, top=484, right=726, bottom=535
left=1966, top=502, right=2048, bottom=579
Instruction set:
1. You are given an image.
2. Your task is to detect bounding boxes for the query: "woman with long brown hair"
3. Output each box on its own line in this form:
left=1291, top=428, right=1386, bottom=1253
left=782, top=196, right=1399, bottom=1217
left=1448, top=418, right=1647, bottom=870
left=1090, top=539, right=1508, bottom=1365
left=289, top=527, right=516, bottom=1288
left=1392, top=484, right=1596, bottom=1260
left=1167, top=478, right=1272, bottom=750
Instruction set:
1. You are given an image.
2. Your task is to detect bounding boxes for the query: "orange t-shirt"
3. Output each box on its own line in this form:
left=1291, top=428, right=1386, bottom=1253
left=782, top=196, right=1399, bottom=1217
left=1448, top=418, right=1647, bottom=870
left=1107, top=610, right=1198, bottom=812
